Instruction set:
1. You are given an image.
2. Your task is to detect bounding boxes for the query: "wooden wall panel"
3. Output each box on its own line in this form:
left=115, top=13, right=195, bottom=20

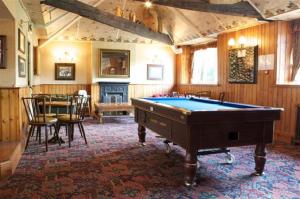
left=33, top=83, right=174, bottom=115
left=0, top=87, right=29, bottom=142
left=33, top=84, right=89, bottom=95
left=177, top=21, right=298, bottom=143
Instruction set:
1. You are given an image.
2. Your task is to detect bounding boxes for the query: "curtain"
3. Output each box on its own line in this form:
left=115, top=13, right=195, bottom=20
left=291, top=20, right=300, bottom=81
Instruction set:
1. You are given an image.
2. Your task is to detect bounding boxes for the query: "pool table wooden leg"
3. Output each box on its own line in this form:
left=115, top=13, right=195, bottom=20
left=138, top=124, right=146, bottom=144
left=184, top=149, right=197, bottom=187
left=254, top=143, right=266, bottom=176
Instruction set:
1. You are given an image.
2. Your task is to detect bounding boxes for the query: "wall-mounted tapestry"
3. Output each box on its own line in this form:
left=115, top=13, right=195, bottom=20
left=228, top=46, right=258, bottom=84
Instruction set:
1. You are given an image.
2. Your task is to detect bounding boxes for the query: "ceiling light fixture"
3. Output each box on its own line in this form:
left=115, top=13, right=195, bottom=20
left=144, top=0, right=152, bottom=8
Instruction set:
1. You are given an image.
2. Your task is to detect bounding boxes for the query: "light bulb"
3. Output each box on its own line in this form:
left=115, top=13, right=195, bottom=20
left=144, top=0, right=152, bottom=8
left=228, top=38, right=235, bottom=47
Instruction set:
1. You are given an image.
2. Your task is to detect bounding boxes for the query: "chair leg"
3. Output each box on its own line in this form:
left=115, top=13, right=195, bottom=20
left=50, top=126, right=53, bottom=135
left=53, top=124, right=61, bottom=146
left=25, top=125, right=34, bottom=150
left=65, top=125, right=68, bottom=136
left=72, top=124, right=74, bottom=141
left=68, top=124, right=71, bottom=148
left=78, top=123, right=83, bottom=137
left=36, top=126, right=39, bottom=141
left=45, top=126, right=48, bottom=152
left=31, top=126, right=35, bottom=137
left=80, top=122, right=87, bottom=145
left=38, top=127, right=42, bottom=144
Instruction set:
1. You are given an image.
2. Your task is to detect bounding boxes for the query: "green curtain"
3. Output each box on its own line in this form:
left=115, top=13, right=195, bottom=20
left=291, top=20, right=300, bottom=81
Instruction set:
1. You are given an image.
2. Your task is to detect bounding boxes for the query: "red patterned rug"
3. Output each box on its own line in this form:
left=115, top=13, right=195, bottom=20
left=0, top=117, right=300, bottom=199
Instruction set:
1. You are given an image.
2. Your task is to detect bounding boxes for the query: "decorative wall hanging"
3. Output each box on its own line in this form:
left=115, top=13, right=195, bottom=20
left=147, top=64, right=164, bottom=80
left=18, top=29, right=25, bottom=54
left=0, top=35, right=7, bottom=69
left=18, top=56, right=26, bottom=77
left=55, top=63, right=75, bottom=80
left=228, top=46, right=258, bottom=84
left=100, top=49, right=130, bottom=78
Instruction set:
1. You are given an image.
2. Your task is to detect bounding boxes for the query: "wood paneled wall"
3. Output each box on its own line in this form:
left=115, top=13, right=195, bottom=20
left=32, top=84, right=89, bottom=95
left=33, top=83, right=174, bottom=114
left=0, top=87, right=29, bottom=142
left=177, top=21, right=298, bottom=143
left=90, top=83, right=174, bottom=104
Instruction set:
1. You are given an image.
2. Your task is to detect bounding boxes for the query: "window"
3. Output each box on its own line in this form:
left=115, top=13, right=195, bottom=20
left=191, top=48, right=218, bottom=84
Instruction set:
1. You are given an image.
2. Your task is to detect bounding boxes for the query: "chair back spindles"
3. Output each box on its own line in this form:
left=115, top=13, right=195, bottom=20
left=22, top=97, right=47, bottom=123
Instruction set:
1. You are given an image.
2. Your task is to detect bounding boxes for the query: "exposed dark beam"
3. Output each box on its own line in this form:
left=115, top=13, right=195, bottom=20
left=41, top=0, right=173, bottom=45
left=134, top=0, right=264, bottom=20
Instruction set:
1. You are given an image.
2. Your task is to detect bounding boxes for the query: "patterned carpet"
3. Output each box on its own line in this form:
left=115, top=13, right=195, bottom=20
left=0, top=117, right=300, bottom=199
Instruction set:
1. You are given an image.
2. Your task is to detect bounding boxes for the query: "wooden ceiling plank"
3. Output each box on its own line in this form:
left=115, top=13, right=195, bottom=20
left=134, top=0, right=264, bottom=20
left=41, top=0, right=173, bottom=45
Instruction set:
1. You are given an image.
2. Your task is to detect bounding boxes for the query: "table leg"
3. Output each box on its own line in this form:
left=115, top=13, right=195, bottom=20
left=138, top=124, right=146, bottom=144
left=254, top=143, right=266, bottom=176
left=184, top=149, right=197, bottom=187
left=99, top=112, right=103, bottom=124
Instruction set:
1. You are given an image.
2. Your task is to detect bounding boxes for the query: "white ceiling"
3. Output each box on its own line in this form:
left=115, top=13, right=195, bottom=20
left=21, top=0, right=300, bottom=45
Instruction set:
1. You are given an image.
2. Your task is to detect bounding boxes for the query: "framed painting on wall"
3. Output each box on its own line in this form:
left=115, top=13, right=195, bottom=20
left=18, top=29, right=25, bottom=54
left=0, top=35, right=7, bottom=69
left=18, top=56, right=26, bottom=77
left=99, top=49, right=130, bottom=78
left=55, top=63, right=75, bottom=80
left=147, top=64, right=164, bottom=80
left=228, top=46, right=258, bottom=84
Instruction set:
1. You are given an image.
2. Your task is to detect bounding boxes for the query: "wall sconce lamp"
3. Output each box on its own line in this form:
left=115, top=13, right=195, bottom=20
left=228, top=38, right=235, bottom=48
left=144, top=0, right=152, bottom=8
left=238, top=36, right=246, bottom=48
left=228, top=36, right=247, bottom=49
left=54, top=48, right=76, bottom=63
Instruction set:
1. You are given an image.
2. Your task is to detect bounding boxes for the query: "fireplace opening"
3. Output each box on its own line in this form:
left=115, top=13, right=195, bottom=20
left=99, top=82, right=129, bottom=116
left=104, top=93, right=123, bottom=103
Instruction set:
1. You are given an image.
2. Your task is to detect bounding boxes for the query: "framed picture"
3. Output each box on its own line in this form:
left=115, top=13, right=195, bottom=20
left=228, top=46, right=258, bottom=84
left=18, top=29, right=25, bottom=54
left=147, top=64, right=164, bottom=80
left=100, top=49, right=130, bottom=78
left=18, top=56, right=26, bottom=77
left=33, top=46, right=38, bottom=75
left=0, top=35, right=7, bottom=69
left=55, top=63, right=75, bottom=80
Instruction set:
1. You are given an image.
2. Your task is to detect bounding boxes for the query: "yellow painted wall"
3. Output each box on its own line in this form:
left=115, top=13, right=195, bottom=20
left=36, top=40, right=176, bottom=85
left=0, top=0, right=38, bottom=88
left=0, top=19, right=16, bottom=87
left=91, top=41, right=175, bottom=85
left=37, top=41, right=92, bottom=85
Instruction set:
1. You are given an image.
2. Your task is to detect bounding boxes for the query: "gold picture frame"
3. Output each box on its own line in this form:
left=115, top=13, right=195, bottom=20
left=18, top=29, right=25, bottom=54
left=99, top=49, right=130, bottom=78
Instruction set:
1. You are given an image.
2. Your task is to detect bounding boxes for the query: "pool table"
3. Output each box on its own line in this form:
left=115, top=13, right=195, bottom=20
left=131, top=97, right=282, bottom=186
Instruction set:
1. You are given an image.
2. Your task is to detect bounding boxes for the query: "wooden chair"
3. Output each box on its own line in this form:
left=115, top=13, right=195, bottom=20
left=195, top=91, right=211, bottom=98
left=32, top=94, right=56, bottom=117
left=22, top=97, right=60, bottom=152
left=78, top=90, right=91, bottom=116
left=218, top=92, right=226, bottom=102
left=57, top=95, right=88, bottom=147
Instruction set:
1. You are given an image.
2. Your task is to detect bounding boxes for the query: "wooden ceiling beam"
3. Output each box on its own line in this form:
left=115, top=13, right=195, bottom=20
left=134, top=0, right=264, bottom=20
left=41, top=0, right=173, bottom=45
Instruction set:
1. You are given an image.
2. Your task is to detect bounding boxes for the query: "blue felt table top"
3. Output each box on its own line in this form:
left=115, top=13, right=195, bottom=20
left=144, top=97, right=255, bottom=111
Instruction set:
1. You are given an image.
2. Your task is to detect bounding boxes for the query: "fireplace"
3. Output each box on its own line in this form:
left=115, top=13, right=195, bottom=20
left=99, top=82, right=129, bottom=103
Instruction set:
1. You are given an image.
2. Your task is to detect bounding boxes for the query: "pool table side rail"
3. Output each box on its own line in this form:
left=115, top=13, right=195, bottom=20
left=131, top=98, right=283, bottom=125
